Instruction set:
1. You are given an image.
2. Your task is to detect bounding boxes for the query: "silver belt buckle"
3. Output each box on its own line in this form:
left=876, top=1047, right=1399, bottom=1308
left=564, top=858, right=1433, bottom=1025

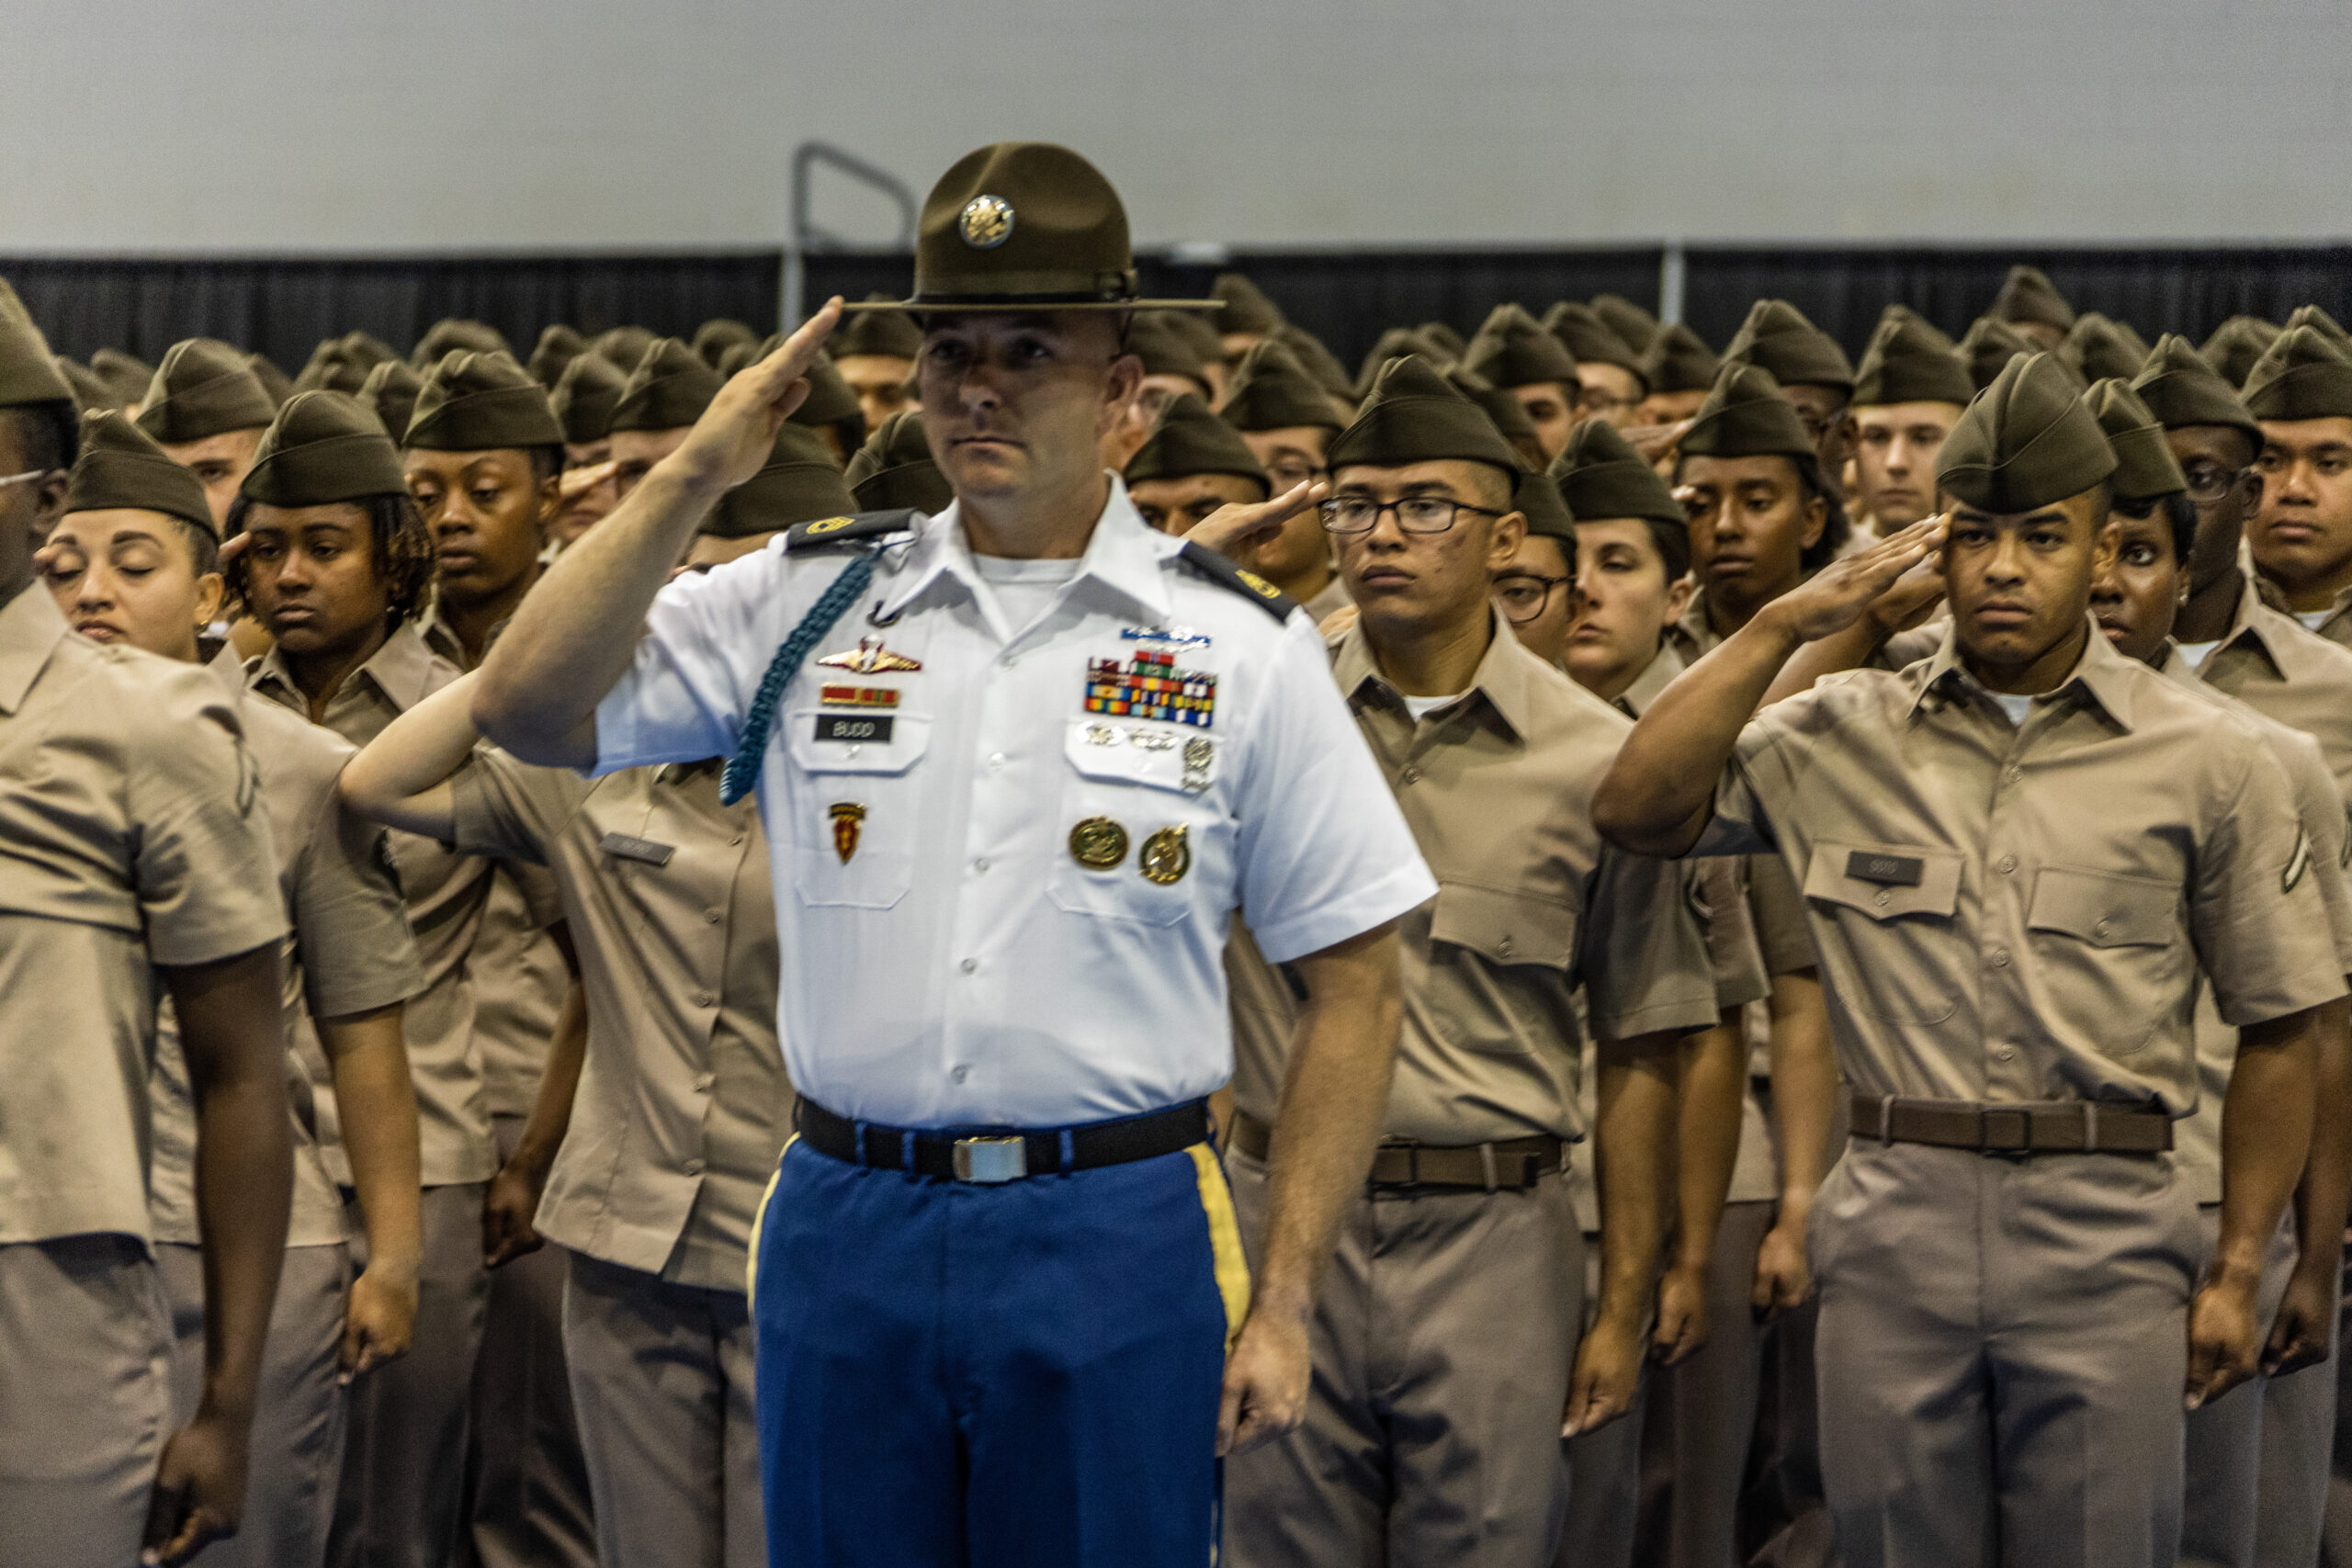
left=952, top=1135, right=1028, bottom=1184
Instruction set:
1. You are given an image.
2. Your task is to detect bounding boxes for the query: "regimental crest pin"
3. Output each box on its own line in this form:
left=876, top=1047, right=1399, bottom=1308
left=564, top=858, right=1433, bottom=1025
left=829, top=803, right=867, bottom=864
left=959, top=194, right=1015, bottom=250
left=817, top=637, right=922, bottom=675
left=1140, top=825, right=1192, bottom=886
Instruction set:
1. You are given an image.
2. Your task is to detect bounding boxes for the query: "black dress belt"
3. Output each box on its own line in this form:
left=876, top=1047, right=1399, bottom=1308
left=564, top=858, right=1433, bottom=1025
left=795, top=1098, right=1212, bottom=1184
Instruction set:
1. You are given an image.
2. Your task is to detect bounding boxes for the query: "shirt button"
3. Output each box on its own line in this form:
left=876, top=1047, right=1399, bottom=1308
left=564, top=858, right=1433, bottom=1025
left=1874, top=889, right=1893, bottom=908
left=683, top=1157, right=705, bottom=1176
left=973, top=857, right=990, bottom=874
left=2006, top=768, right=2023, bottom=784
left=988, top=752, right=1008, bottom=771
left=1001, top=655, right=1018, bottom=671
left=1991, top=948, right=2010, bottom=967
left=1996, top=855, right=2018, bottom=874
left=1399, top=765, right=1420, bottom=784
left=692, top=988, right=714, bottom=1007
left=1996, top=1046, right=2018, bottom=1061
left=729, top=835, right=744, bottom=847
left=960, top=958, right=978, bottom=975
left=951, top=1065, right=969, bottom=1083
left=2094, top=919, right=2111, bottom=938
left=693, top=1073, right=715, bottom=1092
left=1498, top=935, right=1515, bottom=957
left=704, top=908, right=723, bottom=924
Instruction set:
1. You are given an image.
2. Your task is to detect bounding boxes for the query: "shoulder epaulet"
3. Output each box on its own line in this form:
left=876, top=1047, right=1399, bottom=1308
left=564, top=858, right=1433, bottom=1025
left=1175, top=540, right=1298, bottom=622
left=783, top=508, right=924, bottom=552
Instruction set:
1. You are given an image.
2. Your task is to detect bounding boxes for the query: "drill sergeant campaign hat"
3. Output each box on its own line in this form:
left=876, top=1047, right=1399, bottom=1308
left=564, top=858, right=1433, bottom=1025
left=89, top=348, right=153, bottom=409
left=66, top=407, right=217, bottom=536
left=706, top=420, right=858, bottom=538
left=1989, top=265, right=2077, bottom=334
left=1212, top=273, right=1284, bottom=338
left=241, top=389, right=409, bottom=506
left=358, top=359, right=423, bottom=450
left=549, top=352, right=627, bottom=446
left=1461, top=302, right=1580, bottom=390
left=1957, top=315, right=2039, bottom=393
left=405, top=350, right=566, bottom=452
left=842, top=141, right=1216, bottom=314
left=831, top=295, right=924, bottom=360
left=2080, top=378, right=2188, bottom=504
left=1549, top=417, right=1687, bottom=528
left=691, top=318, right=760, bottom=369
left=527, top=324, right=585, bottom=389
left=1638, top=322, right=1722, bottom=396
left=0, top=278, right=78, bottom=410
left=2201, top=316, right=2284, bottom=389
left=611, top=337, right=723, bottom=433
left=1219, top=340, right=1344, bottom=433
left=1935, top=352, right=2118, bottom=513
left=410, top=318, right=509, bottom=369
left=2240, top=325, right=2352, bottom=423
left=844, top=411, right=955, bottom=514
left=1123, top=392, right=1269, bottom=497
left=2059, top=313, right=2147, bottom=385
left=2128, top=334, right=2265, bottom=452
left=1723, top=299, right=1854, bottom=393
left=136, top=338, right=280, bottom=443
left=1542, top=301, right=1647, bottom=388
left=1852, top=311, right=1974, bottom=408
left=1590, top=293, right=1661, bottom=353
left=1328, top=355, right=1524, bottom=478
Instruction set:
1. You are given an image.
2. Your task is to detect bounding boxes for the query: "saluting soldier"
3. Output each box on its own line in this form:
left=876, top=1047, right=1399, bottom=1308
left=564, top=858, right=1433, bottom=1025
left=470, top=141, right=1435, bottom=1567
left=1218, top=340, right=1351, bottom=621
left=1595, top=352, right=2344, bottom=1568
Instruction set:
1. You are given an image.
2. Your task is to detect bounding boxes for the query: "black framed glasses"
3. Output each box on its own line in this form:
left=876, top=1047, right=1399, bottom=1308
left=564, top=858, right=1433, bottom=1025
left=1318, top=496, right=1502, bottom=535
left=2180, top=462, right=2255, bottom=504
left=1494, top=570, right=1572, bottom=623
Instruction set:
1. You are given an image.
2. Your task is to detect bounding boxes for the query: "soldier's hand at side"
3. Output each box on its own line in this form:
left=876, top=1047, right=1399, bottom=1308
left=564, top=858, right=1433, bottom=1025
left=2186, top=1273, right=2262, bottom=1409
left=339, top=1258, right=417, bottom=1383
left=1651, top=1260, right=1710, bottom=1367
left=1759, top=516, right=1947, bottom=646
left=2262, top=1258, right=2338, bottom=1378
left=664, top=298, right=845, bottom=494
left=1563, top=1312, right=1645, bottom=1436
left=1217, top=1304, right=1310, bottom=1456
left=1750, top=1215, right=1814, bottom=1320
left=141, top=1410, right=250, bottom=1566
left=1181, top=479, right=1327, bottom=566
left=481, top=1156, right=548, bottom=1269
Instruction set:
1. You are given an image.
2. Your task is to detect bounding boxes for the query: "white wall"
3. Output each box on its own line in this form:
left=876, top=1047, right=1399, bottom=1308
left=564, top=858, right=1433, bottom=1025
left=8, top=0, right=2347, bottom=254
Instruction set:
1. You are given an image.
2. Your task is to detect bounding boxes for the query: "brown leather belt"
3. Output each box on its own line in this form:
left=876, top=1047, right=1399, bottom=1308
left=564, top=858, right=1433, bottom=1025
left=1848, top=1092, right=2172, bottom=1155
left=1227, top=1111, right=1565, bottom=1192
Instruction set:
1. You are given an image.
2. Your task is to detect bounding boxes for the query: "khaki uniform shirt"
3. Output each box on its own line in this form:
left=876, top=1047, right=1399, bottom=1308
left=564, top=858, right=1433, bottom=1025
left=150, top=653, right=424, bottom=1247
left=452, top=751, right=786, bottom=1292
left=2192, top=574, right=2352, bottom=797
left=1664, top=588, right=1727, bottom=667
left=0, top=587, right=286, bottom=1245
left=2281, top=581, right=2352, bottom=651
left=1231, top=616, right=1719, bottom=1147
left=1695, top=620, right=2344, bottom=1115
left=248, top=623, right=507, bottom=1185
left=1301, top=576, right=1352, bottom=628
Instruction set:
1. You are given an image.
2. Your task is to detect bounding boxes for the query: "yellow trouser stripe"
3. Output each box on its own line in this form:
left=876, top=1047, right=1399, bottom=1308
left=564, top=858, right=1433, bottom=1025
left=745, top=1133, right=797, bottom=1310
left=1185, top=1143, right=1253, bottom=1353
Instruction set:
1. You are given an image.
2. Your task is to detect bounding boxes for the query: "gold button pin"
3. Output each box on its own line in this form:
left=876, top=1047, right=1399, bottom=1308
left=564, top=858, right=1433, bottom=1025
left=1069, top=817, right=1129, bottom=871
left=1139, top=824, right=1192, bottom=886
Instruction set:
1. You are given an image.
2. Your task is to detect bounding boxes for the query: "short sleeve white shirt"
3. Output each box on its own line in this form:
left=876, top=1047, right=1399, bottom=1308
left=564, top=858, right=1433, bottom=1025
left=595, top=481, right=1435, bottom=1129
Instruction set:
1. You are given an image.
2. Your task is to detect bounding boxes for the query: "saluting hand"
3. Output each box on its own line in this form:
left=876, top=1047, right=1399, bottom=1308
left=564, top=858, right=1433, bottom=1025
left=1178, top=479, right=1329, bottom=567
left=1758, top=515, right=1947, bottom=646
left=662, top=298, right=847, bottom=495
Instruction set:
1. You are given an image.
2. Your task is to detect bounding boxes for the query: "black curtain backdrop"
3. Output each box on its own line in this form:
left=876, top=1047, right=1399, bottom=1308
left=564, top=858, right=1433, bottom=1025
left=9, top=244, right=2347, bottom=378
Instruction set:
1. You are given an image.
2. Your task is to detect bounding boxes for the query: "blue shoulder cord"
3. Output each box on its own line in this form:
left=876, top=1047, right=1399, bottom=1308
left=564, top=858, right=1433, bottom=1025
left=718, top=547, right=879, bottom=806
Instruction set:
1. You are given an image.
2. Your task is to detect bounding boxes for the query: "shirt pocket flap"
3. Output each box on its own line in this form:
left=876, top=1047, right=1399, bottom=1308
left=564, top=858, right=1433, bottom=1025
left=1429, top=881, right=1576, bottom=969
left=2027, top=866, right=2177, bottom=947
left=1063, top=718, right=1216, bottom=795
left=786, top=710, right=930, bottom=776
left=1804, top=841, right=1963, bottom=922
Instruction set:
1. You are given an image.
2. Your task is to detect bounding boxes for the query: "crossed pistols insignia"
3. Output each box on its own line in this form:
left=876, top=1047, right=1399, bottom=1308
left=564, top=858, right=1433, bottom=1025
left=829, top=803, right=866, bottom=864
left=817, top=637, right=922, bottom=675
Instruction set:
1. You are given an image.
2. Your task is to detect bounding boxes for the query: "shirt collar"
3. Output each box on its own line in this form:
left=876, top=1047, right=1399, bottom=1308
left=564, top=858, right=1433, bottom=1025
left=1613, top=643, right=1684, bottom=718
left=0, top=583, right=70, bottom=716
left=873, top=476, right=1174, bottom=630
left=2153, top=639, right=2205, bottom=691
left=247, top=619, right=441, bottom=716
left=1909, top=614, right=2138, bottom=731
left=1334, top=605, right=1534, bottom=744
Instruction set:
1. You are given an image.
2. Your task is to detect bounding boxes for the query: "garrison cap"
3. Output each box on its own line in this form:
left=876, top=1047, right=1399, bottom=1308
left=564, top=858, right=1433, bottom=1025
left=1638, top=322, right=1721, bottom=396
left=788, top=354, right=863, bottom=434
left=1679, top=362, right=1819, bottom=462
left=2241, top=326, right=2352, bottom=422
left=358, top=359, right=423, bottom=449
left=410, top=318, right=509, bottom=368
left=1125, top=312, right=1213, bottom=395
left=2059, top=313, right=2146, bottom=384
left=1418, top=321, right=1467, bottom=359
left=831, top=295, right=924, bottom=360
left=1219, top=340, right=1344, bottom=432
left=1874, top=304, right=1957, bottom=354
left=1723, top=299, right=1853, bottom=393
left=1957, top=315, right=2039, bottom=392
left=406, top=350, right=565, bottom=451
left=1159, top=308, right=1226, bottom=371
left=1462, top=303, right=1579, bottom=390
left=1271, top=323, right=1358, bottom=404
left=2128, top=333, right=2263, bottom=450
left=845, top=141, right=1213, bottom=313
left=1124, top=392, right=1270, bottom=495
left=1852, top=312, right=1973, bottom=408
left=66, top=407, right=216, bottom=536
left=549, top=352, right=626, bottom=446
left=1513, top=468, right=1575, bottom=540
left=1446, top=367, right=1545, bottom=467
left=1934, top=352, right=2117, bottom=513
left=2081, top=378, right=2187, bottom=503
left=527, top=325, right=584, bottom=389
left=611, top=337, right=722, bottom=433
left=137, top=338, right=279, bottom=443
left=707, top=420, right=857, bottom=538
left=1328, top=355, right=1523, bottom=478
left=240, top=389, right=408, bottom=506
left=1353, top=327, right=1454, bottom=400
left=1590, top=294, right=1661, bottom=353
left=293, top=333, right=391, bottom=396
left=2200, top=316, right=2282, bottom=388
left=89, top=349, right=153, bottom=409
left=245, top=353, right=293, bottom=409
left=691, top=318, right=759, bottom=368
left=55, top=358, right=115, bottom=412
left=1212, top=273, right=1284, bottom=337
left=0, top=278, right=74, bottom=408
left=1988, top=265, right=2076, bottom=333
left=1548, top=417, right=1686, bottom=528
left=592, top=325, right=659, bottom=377
left=844, top=411, right=954, bottom=513
left=1541, top=301, right=1645, bottom=379
left=2285, top=304, right=2352, bottom=353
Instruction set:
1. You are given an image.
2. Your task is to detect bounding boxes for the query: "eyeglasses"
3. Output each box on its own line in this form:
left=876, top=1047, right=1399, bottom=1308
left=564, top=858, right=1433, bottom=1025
left=1494, top=570, right=1571, bottom=623
left=2181, top=464, right=2254, bottom=504
left=1318, top=496, right=1502, bottom=535
left=1577, top=389, right=1635, bottom=417
left=0, top=468, right=50, bottom=489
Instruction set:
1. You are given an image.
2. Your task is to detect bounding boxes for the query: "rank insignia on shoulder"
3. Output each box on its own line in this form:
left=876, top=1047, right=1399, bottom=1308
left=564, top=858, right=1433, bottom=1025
left=1084, top=649, right=1215, bottom=728
left=783, top=509, right=923, bottom=552
left=829, top=802, right=866, bottom=863
left=1175, top=539, right=1298, bottom=622
left=817, top=637, right=922, bottom=674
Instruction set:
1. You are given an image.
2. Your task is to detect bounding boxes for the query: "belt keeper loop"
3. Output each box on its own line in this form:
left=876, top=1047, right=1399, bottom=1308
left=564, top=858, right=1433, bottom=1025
left=899, top=1129, right=915, bottom=1173
left=851, top=1118, right=869, bottom=1165
left=1058, top=1128, right=1077, bottom=1176
left=1879, top=1094, right=1897, bottom=1148
left=2083, top=1101, right=2100, bottom=1153
left=1479, top=1144, right=1499, bottom=1194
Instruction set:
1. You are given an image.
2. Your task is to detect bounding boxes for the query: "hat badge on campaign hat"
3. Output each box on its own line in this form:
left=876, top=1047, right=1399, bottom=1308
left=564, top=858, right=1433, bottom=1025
left=959, top=194, right=1015, bottom=250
